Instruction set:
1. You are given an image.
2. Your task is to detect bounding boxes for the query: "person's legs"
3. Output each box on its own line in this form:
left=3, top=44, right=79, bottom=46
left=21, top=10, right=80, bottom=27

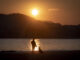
left=32, top=46, right=35, bottom=52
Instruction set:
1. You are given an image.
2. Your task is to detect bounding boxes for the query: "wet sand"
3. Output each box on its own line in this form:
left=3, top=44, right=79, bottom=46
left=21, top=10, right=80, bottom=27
left=0, top=51, right=80, bottom=60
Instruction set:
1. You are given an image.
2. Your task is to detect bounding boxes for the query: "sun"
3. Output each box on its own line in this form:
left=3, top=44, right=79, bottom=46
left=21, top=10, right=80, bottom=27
left=32, top=9, right=38, bottom=16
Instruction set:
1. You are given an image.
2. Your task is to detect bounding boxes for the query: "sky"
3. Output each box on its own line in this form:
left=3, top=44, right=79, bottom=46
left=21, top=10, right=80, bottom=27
left=0, top=39, right=80, bottom=51
left=0, top=0, right=80, bottom=25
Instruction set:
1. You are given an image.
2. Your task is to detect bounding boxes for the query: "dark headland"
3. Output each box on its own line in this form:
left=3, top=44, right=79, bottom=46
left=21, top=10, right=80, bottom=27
left=0, top=13, right=80, bottom=38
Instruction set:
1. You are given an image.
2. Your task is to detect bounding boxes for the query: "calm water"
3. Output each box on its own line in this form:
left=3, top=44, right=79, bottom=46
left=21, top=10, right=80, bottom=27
left=0, top=39, right=80, bottom=51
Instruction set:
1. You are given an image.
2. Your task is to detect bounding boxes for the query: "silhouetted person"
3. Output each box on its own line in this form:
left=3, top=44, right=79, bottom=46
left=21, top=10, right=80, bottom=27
left=31, top=38, right=37, bottom=52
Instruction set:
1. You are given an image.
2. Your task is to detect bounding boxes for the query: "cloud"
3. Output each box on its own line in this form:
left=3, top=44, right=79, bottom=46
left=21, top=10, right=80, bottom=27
left=48, top=8, right=59, bottom=11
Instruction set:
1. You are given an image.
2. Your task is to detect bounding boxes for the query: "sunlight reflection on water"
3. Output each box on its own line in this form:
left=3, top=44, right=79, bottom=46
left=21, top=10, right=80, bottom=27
left=0, top=39, right=80, bottom=51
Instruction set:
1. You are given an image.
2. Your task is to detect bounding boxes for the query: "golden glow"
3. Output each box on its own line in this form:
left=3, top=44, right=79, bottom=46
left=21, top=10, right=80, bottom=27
left=34, top=39, right=40, bottom=51
left=32, top=9, right=38, bottom=16
left=34, top=46, right=39, bottom=51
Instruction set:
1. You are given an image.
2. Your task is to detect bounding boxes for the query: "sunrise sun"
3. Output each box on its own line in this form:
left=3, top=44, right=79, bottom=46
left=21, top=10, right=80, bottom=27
left=32, top=9, right=38, bottom=16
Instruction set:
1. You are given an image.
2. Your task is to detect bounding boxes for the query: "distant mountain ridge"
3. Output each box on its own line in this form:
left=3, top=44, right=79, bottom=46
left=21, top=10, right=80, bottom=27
left=0, top=13, right=80, bottom=38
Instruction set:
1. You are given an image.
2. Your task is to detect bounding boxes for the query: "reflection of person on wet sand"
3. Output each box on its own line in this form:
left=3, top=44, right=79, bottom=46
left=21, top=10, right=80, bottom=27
left=31, top=38, right=37, bottom=52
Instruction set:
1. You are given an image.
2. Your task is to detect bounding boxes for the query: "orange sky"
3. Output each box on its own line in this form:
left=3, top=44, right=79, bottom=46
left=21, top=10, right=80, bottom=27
left=0, top=0, right=80, bottom=25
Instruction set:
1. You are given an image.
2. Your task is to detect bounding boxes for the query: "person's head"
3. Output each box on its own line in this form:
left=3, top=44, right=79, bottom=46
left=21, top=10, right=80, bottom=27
left=32, top=38, right=35, bottom=42
left=33, top=37, right=35, bottom=40
left=33, top=40, right=35, bottom=41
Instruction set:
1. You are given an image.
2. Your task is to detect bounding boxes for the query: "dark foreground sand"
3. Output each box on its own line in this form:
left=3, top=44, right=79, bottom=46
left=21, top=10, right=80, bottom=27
left=0, top=51, right=80, bottom=60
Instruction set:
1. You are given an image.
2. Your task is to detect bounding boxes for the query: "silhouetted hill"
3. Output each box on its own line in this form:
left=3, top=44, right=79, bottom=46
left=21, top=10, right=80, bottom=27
left=0, top=13, right=80, bottom=38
